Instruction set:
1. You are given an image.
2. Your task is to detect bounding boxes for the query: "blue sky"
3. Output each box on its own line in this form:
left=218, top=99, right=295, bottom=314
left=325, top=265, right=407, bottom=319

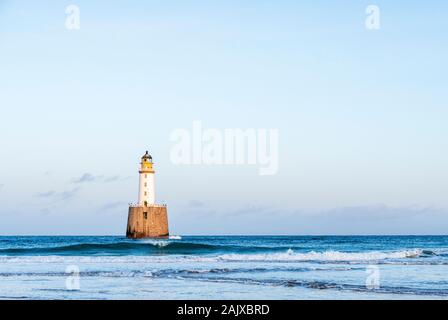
left=0, top=1, right=447, bottom=235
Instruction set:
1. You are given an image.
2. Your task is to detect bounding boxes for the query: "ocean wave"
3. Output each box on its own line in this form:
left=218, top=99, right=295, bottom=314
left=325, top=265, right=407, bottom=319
left=0, top=265, right=361, bottom=279
left=0, top=239, right=316, bottom=257
left=0, top=236, right=441, bottom=263
left=0, top=241, right=240, bottom=256
left=216, top=248, right=426, bottom=262
left=0, top=248, right=433, bottom=264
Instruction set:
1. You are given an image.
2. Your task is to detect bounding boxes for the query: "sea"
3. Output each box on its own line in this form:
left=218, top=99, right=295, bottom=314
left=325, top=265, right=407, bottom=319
left=0, top=235, right=447, bottom=300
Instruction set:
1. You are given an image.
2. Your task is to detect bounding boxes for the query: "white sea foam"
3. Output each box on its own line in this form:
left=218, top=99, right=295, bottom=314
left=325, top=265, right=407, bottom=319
left=137, top=239, right=171, bottom=247
left=216, top=249, right=424, bottom=262
left=0, top=249, right=425, bottom=264
left=169, top=235, right=182, bottom=240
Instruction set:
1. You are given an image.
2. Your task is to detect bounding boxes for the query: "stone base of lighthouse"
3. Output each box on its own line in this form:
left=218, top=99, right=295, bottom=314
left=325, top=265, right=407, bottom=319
left=126, top=206, right=169, bottom=239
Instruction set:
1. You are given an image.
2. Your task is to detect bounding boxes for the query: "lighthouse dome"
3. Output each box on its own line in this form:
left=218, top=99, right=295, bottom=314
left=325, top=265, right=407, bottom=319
left=142, top=151, right=152, bottom=161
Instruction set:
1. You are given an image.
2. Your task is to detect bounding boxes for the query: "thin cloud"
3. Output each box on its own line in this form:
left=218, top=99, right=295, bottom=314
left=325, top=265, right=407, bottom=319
left=73, top=173, right=130, bottom=184
left=103, top=175, right=131, bottom=183
left=35, top=188, right=80, bottom=201
left=73, top=173, right=99, bottom=184
left=188, top=200, right=205, bottom=208
left=228, top=205, right=280, bottom=217
left=103, top=175, right=120, bottom=183
left=58, top=188, right=80, bottom=200
left=39, top=208, right=52, bottom=216
left=177, top=205, right=448, bottom=235
left=35, top=191, right=56, bottom=198
left=97, top=201, right=127, bottom=212
left=317, top=205, right=437, bottom=222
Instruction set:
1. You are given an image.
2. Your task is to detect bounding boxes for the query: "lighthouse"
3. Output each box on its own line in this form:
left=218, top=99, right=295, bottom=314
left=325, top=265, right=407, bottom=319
left=138, top=151, right=155, bottom=206
left=126, top=151, right=169, bottom=239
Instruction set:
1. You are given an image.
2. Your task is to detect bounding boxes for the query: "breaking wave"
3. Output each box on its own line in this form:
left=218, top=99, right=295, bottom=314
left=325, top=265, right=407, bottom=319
left=216, top=248, right=427, bottom=262
left=0, top=241, right=280, bottom=256
left=0, top=241, right=230, bottom=256
left=0, top=266, right=359, bottom=278
left=0, top=247, right=432, bottom=263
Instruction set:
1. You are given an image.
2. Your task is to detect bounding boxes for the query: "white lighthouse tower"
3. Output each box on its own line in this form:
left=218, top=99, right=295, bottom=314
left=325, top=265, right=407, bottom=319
left=138, top=151, right=155, bottom=206
left=127, top=150, right=169, bottom=238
